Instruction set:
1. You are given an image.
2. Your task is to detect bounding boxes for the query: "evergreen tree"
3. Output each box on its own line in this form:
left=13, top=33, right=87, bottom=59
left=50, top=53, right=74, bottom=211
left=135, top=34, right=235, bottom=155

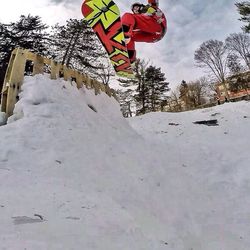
left=118, top=60, right=170, bottom=116
left=236, top=1, right=250, bottom=33
left=144, top=65, right=169, bottom=112
left=0, top=15, right=49, bottom=93
left=134, top=59, right=150, bottom=115
left=0, top=23, right=10, bottom=92
left=179, top=80, right=190, bottom=108
left=49, top=19, right=106, bottom=75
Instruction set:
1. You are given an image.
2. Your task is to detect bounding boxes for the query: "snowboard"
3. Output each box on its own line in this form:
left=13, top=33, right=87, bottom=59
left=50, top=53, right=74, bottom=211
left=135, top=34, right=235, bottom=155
left=81, top=0, right=134, bottom=78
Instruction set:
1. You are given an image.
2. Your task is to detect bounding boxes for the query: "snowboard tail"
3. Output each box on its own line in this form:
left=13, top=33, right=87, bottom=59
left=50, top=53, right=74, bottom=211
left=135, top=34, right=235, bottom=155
left=82, top=0, right=134, bottom=78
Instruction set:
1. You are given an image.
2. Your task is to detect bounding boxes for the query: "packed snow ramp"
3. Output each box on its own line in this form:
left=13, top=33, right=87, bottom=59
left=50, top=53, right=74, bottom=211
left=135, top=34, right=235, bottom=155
left=0, top=48, right=117, bottom=118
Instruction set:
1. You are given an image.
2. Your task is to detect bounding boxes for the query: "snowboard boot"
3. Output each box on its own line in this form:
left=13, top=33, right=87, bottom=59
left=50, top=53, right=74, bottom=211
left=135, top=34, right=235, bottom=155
left=128, top=50, right=136, bottom=64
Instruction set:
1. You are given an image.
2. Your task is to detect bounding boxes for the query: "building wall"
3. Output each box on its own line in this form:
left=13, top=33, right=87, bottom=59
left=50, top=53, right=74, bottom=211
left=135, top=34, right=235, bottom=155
left=216, top=71, right=250, bottom=102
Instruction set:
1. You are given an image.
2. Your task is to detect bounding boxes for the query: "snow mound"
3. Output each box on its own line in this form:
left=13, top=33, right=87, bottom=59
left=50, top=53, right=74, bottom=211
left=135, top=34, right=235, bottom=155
left=0, top=75, right=250, bottom=250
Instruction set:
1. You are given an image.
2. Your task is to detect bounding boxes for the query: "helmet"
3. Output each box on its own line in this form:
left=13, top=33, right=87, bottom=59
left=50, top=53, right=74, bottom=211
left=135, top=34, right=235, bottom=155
left=131, top=2, right=142, bottom=10
left=131, top=2, right=143, bottom=13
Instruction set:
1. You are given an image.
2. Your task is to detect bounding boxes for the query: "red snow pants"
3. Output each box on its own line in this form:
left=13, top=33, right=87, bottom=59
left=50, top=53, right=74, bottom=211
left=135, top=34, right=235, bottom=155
left=121, top=12, right=166, bottom=61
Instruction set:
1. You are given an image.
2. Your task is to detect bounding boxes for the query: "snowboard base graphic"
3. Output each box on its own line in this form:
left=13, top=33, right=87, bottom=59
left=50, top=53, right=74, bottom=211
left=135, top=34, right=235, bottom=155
left=82, top=0, right=134, bottom=78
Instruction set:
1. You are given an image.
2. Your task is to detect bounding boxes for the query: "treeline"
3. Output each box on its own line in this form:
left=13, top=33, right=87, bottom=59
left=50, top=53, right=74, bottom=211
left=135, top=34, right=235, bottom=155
left=0, top=15, right=113, bottom=93
left=167, top=30, right=250, bottom=112
left=165, top=1, right=250, bottom=111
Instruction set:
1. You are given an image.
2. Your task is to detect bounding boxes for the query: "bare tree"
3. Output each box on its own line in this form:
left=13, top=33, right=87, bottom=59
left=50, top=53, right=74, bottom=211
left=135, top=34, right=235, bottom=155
left=225, top=32, right=250, bottom=69
left=194, top=39, right=230, bottom=99
left=117, top=89, right=135, bottom=117
left=169, top=89, right=183, bottom=111
left=91, top=62, right=115, bottom=86
left=188, top=77, right=209, bottom=107
left=179, top=78, right=208, bottom=109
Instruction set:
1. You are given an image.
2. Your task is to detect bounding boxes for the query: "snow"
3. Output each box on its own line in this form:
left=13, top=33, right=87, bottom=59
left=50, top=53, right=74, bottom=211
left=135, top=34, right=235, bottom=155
left=0, top=74, right=250, bottom=250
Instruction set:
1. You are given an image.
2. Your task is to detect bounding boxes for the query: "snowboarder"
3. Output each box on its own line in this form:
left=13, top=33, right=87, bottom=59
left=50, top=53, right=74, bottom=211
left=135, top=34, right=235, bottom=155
left=121, top=0, right=167, bottom=63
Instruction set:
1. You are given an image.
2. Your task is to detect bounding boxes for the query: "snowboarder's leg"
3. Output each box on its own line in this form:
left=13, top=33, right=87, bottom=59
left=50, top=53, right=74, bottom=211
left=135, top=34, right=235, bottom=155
left=121, top=13, right=163, bottom=63
left=125, top=32, right=161, bottom=63
left=122, top=13, right=162, bottom=37
left=126, top=38, right=136, bottom=63
left=121, top=13, right=136, bottom=38
left=132, top=30, right=162, bottom=43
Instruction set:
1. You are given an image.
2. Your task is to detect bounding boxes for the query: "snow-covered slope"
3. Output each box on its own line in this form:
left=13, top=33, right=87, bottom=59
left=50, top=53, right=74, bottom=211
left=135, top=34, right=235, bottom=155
left=0, top=75, right=249, bottom=250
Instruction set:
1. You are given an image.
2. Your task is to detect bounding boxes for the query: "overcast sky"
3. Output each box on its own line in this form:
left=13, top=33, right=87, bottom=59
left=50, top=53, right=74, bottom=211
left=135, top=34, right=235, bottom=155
left=0, top=0, right=243, bottom=87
